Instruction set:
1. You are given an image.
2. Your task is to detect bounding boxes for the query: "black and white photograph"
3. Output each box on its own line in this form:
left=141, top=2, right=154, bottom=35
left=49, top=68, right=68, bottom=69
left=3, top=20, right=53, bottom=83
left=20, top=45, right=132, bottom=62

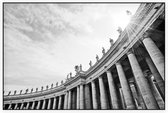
left=2, top=1, right=165, bottom=110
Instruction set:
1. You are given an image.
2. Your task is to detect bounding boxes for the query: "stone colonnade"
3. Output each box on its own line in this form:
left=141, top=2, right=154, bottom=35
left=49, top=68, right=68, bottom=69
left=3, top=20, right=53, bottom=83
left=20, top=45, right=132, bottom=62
left=4, top=36, right=164, bottom=110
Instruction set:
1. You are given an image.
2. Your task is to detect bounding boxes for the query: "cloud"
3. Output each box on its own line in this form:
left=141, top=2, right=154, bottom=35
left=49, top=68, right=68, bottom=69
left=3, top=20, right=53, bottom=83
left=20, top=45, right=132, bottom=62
left=4, top=3, right=140, bottom=93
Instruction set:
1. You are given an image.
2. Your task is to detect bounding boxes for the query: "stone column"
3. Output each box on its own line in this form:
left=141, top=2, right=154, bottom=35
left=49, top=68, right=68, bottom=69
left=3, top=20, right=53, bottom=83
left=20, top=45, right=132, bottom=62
left=116, top=62, right=135, bottom=109
left=98, top=76, right=108, bottom=109
left=142, top=36, right=164, bottom=80
left=147, top=75, right=165, bottom=109
left=14, top=103, right=18, bottom=109
left=119, top=88, right=126, bottom=109
left=64, top=92, right=68, bottom=109
left=106, top=70, right=120, bottom=109
left=36, top=101, right=41, bottom=109
left=127, top=51, right=159, bottom=109
left=68, top=90, right=72, bottom=109
left=31, top=101, right=35, bottom=109
left=53, top=97, right=56, bottom=109
left=91, top=81, right=98, bottom=109
left=145, top=56, right=164, bottom=97
left=20, top=103, right=24, bottom=109
left=80, top=84, right=84, bottom=109
left=129, top=82, right=141, bottom=109
left=26, top=102, right=29, bottom=109
left=47, top=98, right=51, bottom=109
left=85, top=84, right=92, bottom=109
left=76, top=86, right=80, bottom=109
left=58, top=96, right=62, bottom=109
left=42, top=99, right=46, bottom=109
left=8, top=104, right=12, bottom=110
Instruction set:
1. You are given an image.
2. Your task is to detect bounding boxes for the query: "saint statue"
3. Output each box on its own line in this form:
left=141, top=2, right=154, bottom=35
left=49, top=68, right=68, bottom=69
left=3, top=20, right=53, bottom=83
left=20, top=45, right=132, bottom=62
left=31, top=88, right=33, bottom=93
left=56, top=82, right=58, bottom=87
left=89, top=60, right=92, bottom=67
left=117, top=27, right=122, bottom=35
left=96, top=54, right=99, bottom=61
left=36, top=88, right=38, bottom=92
left=102, top=47, right=105, bottom=55
left=14, top=90, right=17, bottom=95
left=51, top=83, right=53, bottom=88
left=20, top=90, right=22, bottom=95
left=41, top=86, right=43, bottom=91
left=46, top=85, right=49, bottom=90
left=8, top=91, right=11, bottom=95
left=25, top=89, right=28, bottom=94
left=109, top=38, right=114, bottom=46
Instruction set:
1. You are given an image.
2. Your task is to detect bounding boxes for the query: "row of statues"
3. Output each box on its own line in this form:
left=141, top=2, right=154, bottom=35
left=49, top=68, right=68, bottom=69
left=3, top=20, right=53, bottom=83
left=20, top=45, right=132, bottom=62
left=6, top=81, right=62, bottom=95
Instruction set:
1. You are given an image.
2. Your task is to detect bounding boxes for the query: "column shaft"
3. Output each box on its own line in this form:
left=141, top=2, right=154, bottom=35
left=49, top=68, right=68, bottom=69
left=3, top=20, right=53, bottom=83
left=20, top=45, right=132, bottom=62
left=80, top=84, right=84, bottom=109
left=91, top=81, right=98, bottom=109
left=58, top=96, right=62, bottom=109
left=31, top=101, right=35, bottom=109
left=42, top=99, right=46, bottom=109
left=145, top=56, right=165, bottom=97
left=85, top=84, right=92, bottom=109
left=14, top=103, right=18, bottom=109
left=53, top=97, right=56, bottom=109
left=68, top=90, right=72, bottom=109
left=26, top=102, right=30, bottom=109
left=36, top=101, right=41, bottom=109
left=76, top=86, right=80, bottom=109
left=98, top=76, right=108, bottom=109
left=119, top=88, right=126, bottom=109
left=47, top=98, right=51, bottom=109
left=143, top=37, right=164, bottom=80
left=20, top=103, right=24, bottom=109
left=116, top=62, right=135, bottom=109
left=106, top=71, right=120, bottom=109
left=64, top=92, right=68, bottom=109
left=8, top=104, right=12, bottom=110
left=127, top=52, right=159, bottom=109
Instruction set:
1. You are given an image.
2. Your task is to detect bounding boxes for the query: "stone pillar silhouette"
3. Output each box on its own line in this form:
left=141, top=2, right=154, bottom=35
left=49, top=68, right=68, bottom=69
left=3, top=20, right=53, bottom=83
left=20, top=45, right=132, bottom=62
left=20, top=103, right=24, bottom=109
left=76, top=86, right=80, bottom=109
left=53, top=97, right=57, bottom=109
left=106, top=70, right=120, bottom=109
left=142, top=36, right=164, bottom=80
left=31, top=101, right=35, bottom=109
left=58, top=96, right=62, bottom=109
left=47, top=98, right=51, bottom=109
left=127, top=51, right=159, bottom=109
left=145, top=56, right=165, bottom=97
left=42, top=99, right=46, bottom=109
left=91, top=81, right=98, bottom=109
left=36, top=101, right=41, bottom=109
left=68, top=90, right=72, bottom=109
left=80, top=84, right=84, bottom=109
left=64, top=92, right=68, bottom=109
left=8, top=104, right=12, bottom=109
left=85, top=84, right=92, bottom=109
left=14, top=103, right=18, bottom=109
left=26, top=102, right=29, bottom=109
left=116, top=62, right=136, bottom=109
left=98, top=76, right=108, bottom=109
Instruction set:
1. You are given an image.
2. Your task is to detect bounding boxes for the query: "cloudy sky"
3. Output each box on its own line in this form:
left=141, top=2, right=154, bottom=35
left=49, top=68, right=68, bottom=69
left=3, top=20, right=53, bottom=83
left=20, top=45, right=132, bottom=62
left=4, top=3, right=140, bottom=94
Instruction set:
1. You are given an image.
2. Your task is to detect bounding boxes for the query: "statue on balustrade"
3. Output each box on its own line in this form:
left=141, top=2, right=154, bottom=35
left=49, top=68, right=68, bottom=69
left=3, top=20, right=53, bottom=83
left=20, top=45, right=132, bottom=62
left=109, top=38, right=114, bottom=46
left=25, top=89, right=28, bottom=94
left=69, top=72, right=72, bottom=78
left=8, top=91, right=11, bottom=95
left=61, top=80, right=63, bottom=85
left=51, top=83, right=53, bottom=88
left=46, top=85, right=49, bottom=90
left=56, top=82, right=58, bottom=87
left=41, top=86, right=43, bottom=91
left=117, top=27, right=123, bottom=35
left=36, top=88, right=38, bottom=92
left=14, top=90, right=17, bottom=95
left=96, top=54, right=99, bottom=62
left=75, top=65, right=80, bottom=73
left=89, top=60, right=92, bottom=67
left=79, top=64, right=82, bottom=71
left=102, top=47, right=105, bottom=55
left=20, top=90, right=22, bottom=95
left=31, top=88, right=33, bottom=93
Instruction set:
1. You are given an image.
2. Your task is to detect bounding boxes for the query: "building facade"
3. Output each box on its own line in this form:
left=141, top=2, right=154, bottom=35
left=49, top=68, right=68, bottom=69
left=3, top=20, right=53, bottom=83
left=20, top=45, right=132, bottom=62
left=3, top=3, right=165, bottom=110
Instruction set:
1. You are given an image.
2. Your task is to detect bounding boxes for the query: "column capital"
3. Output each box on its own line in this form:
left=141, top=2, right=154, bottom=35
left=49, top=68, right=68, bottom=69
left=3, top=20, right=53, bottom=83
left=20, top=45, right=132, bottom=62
left=141, top=32, right=150, bottom=41
left=115, top=61, right=121, bottom=65
left=126, top=49, right=134, bottom=55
